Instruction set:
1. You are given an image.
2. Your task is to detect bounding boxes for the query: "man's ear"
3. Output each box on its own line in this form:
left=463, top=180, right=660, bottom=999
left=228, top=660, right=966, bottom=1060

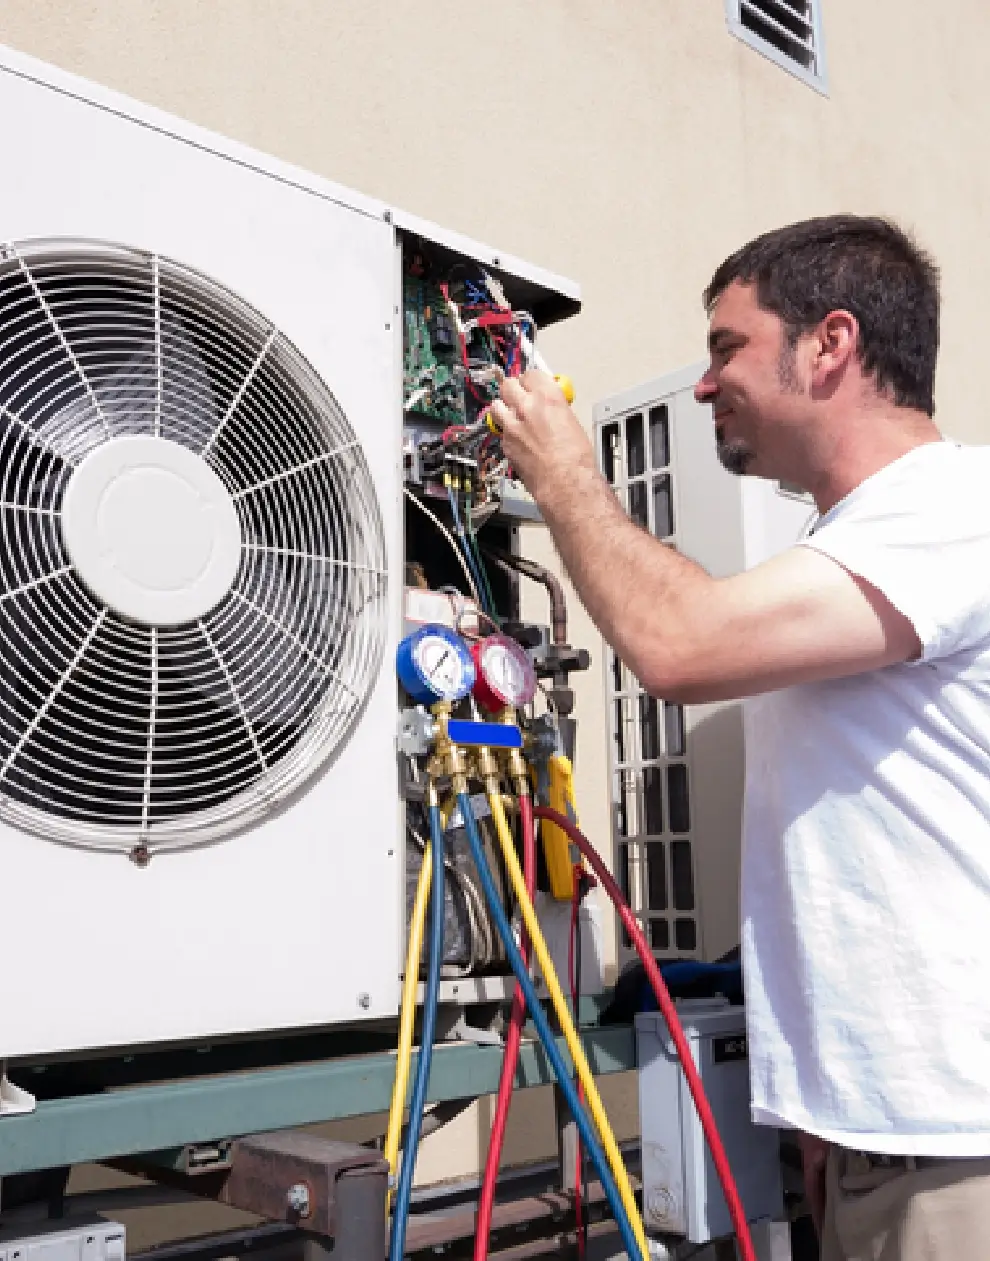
left=813, top=309, right=859, bottom=383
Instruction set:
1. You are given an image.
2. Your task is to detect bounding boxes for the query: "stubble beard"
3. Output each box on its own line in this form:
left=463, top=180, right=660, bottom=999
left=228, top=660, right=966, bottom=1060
left=715, top=342, right=800, bottom=477
left=716, top=434, right=754, bottom=476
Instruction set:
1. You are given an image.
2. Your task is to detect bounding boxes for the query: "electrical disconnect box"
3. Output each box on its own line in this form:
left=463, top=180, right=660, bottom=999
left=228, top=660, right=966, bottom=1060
left=0, top=1218, right=126, bottom=1261
left=636, top=1002, right=784, bottom=1245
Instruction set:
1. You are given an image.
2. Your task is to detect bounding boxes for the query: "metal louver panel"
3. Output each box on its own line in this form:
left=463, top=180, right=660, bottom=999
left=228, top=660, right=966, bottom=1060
left=739, top=0, right=817, bottom=71
left=0, top=238, right=388, bottom=854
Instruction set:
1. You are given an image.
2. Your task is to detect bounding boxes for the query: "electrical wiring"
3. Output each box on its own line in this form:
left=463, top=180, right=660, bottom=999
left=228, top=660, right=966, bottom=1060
left=403, top=486, right=481, bottom=605
left=389, top=797, right=446, bottom=1261
left=484, top=791, right=649, bottom=1261
left=457, top=791, right=644, bottom=1261
left=454, top=604, right=500, bottom=642
left=447, top=485, right=491, bottom=618
left=474, top=785, right=537, bottom=1261
left=464, top=496, right=497, bottom=622
left=440, top=281, right=489, bottom=405
left=385, top=831, right=432, bottom=1213
left=532, top=807, right=757, bottom=1261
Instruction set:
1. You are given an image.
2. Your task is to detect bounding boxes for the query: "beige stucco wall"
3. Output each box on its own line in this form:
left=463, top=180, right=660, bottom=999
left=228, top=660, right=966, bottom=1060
left=2, top=0, right=989, bottom=1215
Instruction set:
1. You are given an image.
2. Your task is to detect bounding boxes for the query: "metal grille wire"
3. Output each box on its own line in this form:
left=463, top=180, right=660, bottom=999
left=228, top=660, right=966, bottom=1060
left=0, top=238, right=388, bottom=852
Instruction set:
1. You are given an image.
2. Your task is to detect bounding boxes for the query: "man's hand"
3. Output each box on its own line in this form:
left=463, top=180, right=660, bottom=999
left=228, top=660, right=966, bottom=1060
left=489, top=371, right=597, bottom=507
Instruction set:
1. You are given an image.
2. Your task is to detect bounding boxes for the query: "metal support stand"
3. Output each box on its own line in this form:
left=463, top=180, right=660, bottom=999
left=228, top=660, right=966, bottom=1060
left=553, top=1082, right=580, bottom=1194
left=113, top=1132, right=388, bottom=1261
left=300, top=1165, right=387, bottom=1261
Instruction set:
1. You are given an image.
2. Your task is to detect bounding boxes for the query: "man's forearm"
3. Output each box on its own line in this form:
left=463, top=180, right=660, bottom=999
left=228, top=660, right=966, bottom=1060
left=536, top=466, right=711, bottom=693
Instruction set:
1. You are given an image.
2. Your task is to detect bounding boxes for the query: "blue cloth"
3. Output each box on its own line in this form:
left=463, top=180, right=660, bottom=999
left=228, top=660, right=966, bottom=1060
left=601, top=956, right=743, bottom=1025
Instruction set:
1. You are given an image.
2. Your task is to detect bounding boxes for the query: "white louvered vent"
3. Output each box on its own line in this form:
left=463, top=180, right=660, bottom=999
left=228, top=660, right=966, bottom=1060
left=0, top=238, right=388, bottom=855
left=725, top=0, right=827, bottom=92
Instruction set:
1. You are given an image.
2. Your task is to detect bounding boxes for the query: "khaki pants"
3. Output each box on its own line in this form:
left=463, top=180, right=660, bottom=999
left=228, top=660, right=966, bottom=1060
left=821, top=1145, right=990, bottom=1261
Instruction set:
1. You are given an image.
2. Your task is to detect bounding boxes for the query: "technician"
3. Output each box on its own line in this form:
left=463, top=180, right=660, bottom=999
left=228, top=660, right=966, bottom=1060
left=490, top=214, right=990, bottom=1261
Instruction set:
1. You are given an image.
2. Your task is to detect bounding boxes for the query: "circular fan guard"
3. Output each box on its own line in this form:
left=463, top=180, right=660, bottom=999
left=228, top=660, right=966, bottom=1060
left=0, top=238, right=388, bottom=853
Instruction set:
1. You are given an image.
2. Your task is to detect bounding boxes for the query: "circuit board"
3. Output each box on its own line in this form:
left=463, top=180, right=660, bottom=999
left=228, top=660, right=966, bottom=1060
left=403, top=270, right=465, bottom=426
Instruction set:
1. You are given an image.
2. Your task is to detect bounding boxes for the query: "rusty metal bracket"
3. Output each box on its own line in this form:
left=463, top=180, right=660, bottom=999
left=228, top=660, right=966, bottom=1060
left=110, top=1130, right=387, bottom=1249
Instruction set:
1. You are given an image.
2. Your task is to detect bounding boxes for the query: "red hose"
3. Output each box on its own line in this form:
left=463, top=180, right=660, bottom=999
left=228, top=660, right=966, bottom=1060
left=533, top=807, right=757, bottom=1261
left=475, top=794, right=537, bottom=1261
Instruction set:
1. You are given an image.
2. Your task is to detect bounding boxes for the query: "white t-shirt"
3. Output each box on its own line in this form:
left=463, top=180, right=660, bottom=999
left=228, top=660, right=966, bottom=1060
left=742, top=440, right=990, bottom=1156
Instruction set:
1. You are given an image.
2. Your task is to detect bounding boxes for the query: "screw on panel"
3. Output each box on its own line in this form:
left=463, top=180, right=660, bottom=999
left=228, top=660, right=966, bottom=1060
left=383, top=209, right=393, bottom=223
left=358, top=993, right=371, bottom=1010
left=130, top=843, right=151, bottom=867
left=646, top=1187, right=675, bottom=1224
left=286, top=1182, right=311, bottom=1217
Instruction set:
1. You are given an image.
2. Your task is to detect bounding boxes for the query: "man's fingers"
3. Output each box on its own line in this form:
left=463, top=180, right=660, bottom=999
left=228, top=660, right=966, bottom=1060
left=488, top=398, right=514, bottom=432
left=499, top=374, right=529, bottom=409
left=520, top=368, right=563, bottom=399
left=496, top=369, right=567, bottom=440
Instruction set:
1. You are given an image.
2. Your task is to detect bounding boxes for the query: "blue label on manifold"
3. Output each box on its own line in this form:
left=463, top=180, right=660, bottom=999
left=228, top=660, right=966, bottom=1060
left=447, top=720, right=522, bottom=749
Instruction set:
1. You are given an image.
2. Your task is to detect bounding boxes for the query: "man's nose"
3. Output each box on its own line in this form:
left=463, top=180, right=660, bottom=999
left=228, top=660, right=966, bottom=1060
left=694, top=367, right=717, bottom=404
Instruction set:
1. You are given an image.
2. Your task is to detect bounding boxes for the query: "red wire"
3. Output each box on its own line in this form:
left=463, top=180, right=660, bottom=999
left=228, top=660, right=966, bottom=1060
left=569, top=865, right=585, bottom=1261
left=440, top=280, right=486, bottom=403
left=475, top=795, right=537, bottom=1261
left=532, top=807, right=757, bottom=1261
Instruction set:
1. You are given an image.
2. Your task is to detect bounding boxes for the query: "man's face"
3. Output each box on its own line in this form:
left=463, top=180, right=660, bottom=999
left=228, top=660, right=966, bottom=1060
left=694, top=281, right=806, bottom=478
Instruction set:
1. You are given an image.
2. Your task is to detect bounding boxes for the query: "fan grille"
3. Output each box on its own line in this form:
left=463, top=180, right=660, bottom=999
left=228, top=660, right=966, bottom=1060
left=0, top=238, right=388, bottom=852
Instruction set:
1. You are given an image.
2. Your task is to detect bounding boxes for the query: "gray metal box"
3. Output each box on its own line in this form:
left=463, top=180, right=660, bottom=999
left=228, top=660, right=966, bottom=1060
left=636, top=1001, right=783, bottom=1244
left=0, top=1218, right=125, bottom=1261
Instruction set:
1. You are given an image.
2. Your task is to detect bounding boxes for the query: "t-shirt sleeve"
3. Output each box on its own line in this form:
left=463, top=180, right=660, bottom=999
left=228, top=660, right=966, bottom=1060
left=796, top=458, right=990, bottom=663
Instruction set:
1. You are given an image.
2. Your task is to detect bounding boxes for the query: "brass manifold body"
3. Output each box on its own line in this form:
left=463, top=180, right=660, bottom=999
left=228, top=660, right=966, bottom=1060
left=426, top=703, right=530, bottom=799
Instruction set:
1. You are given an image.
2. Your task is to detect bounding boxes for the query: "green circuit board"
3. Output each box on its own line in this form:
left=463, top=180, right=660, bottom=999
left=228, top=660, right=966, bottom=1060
left=402, top=270, right=465, bottom=426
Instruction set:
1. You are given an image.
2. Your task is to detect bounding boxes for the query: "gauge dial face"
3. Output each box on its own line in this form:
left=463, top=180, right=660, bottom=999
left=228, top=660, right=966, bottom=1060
left=412, top=628, right=475, bottom=701
left=479, top=634, right=537, bottom=707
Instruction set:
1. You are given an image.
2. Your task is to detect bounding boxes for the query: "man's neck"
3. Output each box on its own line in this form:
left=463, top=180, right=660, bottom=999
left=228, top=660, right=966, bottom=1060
left=804, top=408, right=942, bottom=515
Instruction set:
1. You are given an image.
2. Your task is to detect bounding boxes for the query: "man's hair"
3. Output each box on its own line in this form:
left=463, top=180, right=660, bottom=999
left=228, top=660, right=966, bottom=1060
left=703, top=215, right=940, bottom=416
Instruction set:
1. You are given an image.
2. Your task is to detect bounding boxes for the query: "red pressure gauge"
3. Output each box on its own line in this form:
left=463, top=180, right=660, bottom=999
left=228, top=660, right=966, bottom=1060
left=471, top=633, right=538, bottom=713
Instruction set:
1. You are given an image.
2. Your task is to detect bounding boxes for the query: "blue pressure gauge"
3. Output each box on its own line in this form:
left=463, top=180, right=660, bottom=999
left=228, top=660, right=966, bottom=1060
left=396, top=624, right=476, bottom=705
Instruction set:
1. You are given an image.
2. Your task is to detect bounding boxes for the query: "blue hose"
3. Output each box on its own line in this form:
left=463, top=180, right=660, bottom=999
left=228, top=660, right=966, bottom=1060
left=389, top=802, right=445, bottom=1259
left=457, top=792, right=641, bottom=1261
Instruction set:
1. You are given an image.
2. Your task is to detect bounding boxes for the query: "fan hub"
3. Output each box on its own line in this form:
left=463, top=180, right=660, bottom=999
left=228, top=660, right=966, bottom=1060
left=61, top=436, right=242, bottom=627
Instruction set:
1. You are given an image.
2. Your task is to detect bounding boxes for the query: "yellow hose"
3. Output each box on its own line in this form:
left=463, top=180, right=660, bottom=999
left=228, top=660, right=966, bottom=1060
left=487, top=790, right=650, bottom=1261
left=384, top=840, right=433, bottom=1213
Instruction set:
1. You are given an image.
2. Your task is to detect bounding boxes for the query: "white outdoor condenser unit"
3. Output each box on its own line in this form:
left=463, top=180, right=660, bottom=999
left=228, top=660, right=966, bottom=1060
left=595, top=366, right=815, bottom=964
left=0, top=45, right=579, bottom=1063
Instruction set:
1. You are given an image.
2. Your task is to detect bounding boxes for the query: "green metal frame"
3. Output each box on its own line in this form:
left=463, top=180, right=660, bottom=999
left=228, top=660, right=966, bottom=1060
left=0, top=1021, right=636, bottom=1178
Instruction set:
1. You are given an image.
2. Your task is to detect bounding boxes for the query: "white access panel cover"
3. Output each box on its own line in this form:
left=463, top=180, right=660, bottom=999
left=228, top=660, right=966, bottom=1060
left=0, top=48, right=403, bottom=1057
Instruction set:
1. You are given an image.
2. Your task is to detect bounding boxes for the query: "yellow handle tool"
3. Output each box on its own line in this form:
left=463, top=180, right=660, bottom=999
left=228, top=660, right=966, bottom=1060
left=553, top=373, right=576, bottom=404
left=542, top=753, right=580, bottom=901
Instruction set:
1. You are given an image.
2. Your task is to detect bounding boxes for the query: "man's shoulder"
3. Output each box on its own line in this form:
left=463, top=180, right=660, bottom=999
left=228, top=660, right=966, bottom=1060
left=835, top=441, right=990, bottom=524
